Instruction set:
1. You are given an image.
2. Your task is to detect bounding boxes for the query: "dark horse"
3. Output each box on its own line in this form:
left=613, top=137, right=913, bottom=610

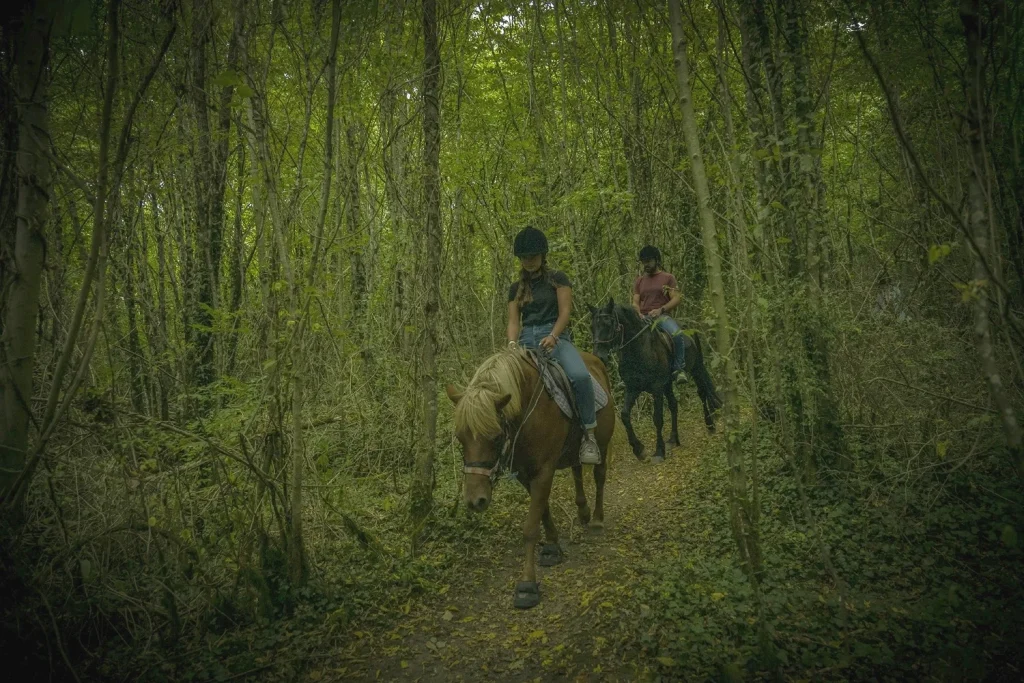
left=446, top=349, right=615, bottom=609
left=589, top=300, right=721, bottom=463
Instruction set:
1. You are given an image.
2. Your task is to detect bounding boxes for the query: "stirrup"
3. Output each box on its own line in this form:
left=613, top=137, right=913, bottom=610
left=579, top=436, right=601, bottom=465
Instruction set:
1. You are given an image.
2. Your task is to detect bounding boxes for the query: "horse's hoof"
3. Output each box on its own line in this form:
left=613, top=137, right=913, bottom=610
left=635, top=447, right=648, bottom=461
left=652, top=454, right=665, bottom=464
left=538, top=543, right=563, bottom=567
left=666, top=438, right=679, bottom=448
left=513, top=581, right=540, bottom=609
left=589, top=520, right=605, bottom=533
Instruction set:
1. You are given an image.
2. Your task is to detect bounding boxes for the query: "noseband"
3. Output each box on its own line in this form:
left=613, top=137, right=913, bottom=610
left=462, top=427, right=512, bottom=483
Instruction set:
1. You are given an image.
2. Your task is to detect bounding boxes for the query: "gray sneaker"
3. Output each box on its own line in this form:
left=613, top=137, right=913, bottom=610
left=672, top=369, right=688, bottom=384
left=579, top=433, right=601, bottom=465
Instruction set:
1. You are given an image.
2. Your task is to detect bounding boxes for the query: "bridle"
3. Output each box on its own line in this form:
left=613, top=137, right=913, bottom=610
left=593, top=311, right=649, bottom=357
left=462, top=358, right=546, bottom=485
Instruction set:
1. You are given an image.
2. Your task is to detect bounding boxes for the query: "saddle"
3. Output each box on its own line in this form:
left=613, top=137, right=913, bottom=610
left=523, top=350, right=609, bottom=468
left=654, top=328, right=674, bottom=356
left=523, top=350, right=609, bottom=421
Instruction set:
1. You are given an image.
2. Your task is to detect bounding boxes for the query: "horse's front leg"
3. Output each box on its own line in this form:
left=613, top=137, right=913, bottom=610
left=652, top=391, right=666, bottom=463
left=571, top=465, right=591, bottom=527
left=620, top=387, right=645, bottom=460
left=514, top=468, right=554, bottom=609
left=665, top=385, right=681, bottom=448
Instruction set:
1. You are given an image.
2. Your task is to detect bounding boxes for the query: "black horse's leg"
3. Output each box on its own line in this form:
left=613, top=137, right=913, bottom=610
left=571, top=465, right=591, bottom=527
left=591, top=459, right=607, bottom=531
left=665, top=384, right=680, bottom=448
left=620, top=387, right=645, bottom=460
left=652, top=391, right=666, bottom=463
left=702, top=393, right=715, bottom=432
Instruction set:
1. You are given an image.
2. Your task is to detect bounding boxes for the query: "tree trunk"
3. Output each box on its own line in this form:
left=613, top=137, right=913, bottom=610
left=411, top=0, right=442, bottom=548
left=188, top=0, right=217, bottom=391
left=0, top=0, right=57, bottom=498
left=961, top=0, right=1024, bottom=478
left=669, top=0, right=760, bottom=582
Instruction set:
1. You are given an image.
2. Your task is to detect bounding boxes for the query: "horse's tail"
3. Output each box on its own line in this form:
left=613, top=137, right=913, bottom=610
left=691, top=333, right=723, bottom=413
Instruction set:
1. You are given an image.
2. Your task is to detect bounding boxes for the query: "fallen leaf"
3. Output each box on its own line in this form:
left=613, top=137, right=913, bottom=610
left=657, top=656, right=676, bottom=667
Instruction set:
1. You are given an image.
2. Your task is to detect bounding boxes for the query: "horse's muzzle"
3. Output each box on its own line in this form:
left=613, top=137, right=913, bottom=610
left=467, top=495, right=490, bottom=513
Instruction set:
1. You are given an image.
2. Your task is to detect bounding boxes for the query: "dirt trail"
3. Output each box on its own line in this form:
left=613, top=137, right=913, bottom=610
left=334, top=413, right=713, bottom=682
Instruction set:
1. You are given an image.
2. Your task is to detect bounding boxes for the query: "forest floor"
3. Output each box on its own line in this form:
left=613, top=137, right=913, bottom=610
left=326, top=415, right=714, bottom=683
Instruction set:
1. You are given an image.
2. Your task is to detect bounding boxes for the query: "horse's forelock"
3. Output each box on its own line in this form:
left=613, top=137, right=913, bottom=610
left=453, top=350, right=526, bottom=440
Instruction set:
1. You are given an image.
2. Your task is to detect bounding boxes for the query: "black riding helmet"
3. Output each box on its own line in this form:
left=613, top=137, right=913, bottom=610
left=639, top=245, right=661, bottom=262
left=514, top=226, right=549, bottom=257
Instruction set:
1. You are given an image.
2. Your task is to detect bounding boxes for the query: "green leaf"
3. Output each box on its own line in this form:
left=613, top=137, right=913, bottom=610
left=656, top=656, right=676, bottom=667
left=928, top=243, right=952, bottom=265
left=212, top=70, right=243, bottom=88
left=1001, top=525, right=1018, bottom=548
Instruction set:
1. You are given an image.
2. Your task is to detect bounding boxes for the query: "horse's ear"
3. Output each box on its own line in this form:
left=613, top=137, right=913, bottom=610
left=445, top=384, right=464, bottom=405
left=494, top=393, right=512, bottom=413
left=587, top=303, right=597, bottom=316
left=605, top=298, right=615, bottom=312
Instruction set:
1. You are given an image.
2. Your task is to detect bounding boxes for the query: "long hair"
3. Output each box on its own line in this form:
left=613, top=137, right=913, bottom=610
left=514, top=257, right=551, bottom=309
left=453, top=350, right=528, bottom=439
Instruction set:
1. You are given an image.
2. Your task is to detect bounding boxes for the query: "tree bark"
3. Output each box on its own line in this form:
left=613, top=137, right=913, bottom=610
left=0, top=0, right=57, bottom=498
left=669, top=0, right=760, bottom=582
left=961, top=0, right=1024, bottom=478
left=411, top=0, right=442, bottom=548
left=188, top=0, right=217, bottom=390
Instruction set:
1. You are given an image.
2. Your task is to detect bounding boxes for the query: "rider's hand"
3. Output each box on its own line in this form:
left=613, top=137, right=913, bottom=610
left=539, top=334, right=558, bottom=351
left=507, top=340, right=519, bottom=350
left=650, top=307, right=663, bottom=318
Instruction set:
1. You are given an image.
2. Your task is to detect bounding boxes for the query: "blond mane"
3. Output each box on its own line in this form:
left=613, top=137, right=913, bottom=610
left=453, top=350, right=528, bottom=439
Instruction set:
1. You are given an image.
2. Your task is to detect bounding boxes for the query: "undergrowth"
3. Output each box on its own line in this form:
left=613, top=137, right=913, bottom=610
left=633, top=423, right=1024, bottom=681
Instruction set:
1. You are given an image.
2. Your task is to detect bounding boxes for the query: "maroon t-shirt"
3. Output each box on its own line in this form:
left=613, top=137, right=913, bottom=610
left=633, top=271, right=678, bottom=314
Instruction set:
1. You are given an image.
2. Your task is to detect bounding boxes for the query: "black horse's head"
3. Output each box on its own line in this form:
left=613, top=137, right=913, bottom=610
left=589, top=298, right=621, bottom=366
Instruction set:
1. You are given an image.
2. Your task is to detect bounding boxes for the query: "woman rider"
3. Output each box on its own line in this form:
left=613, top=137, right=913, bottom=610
left=507, top=226, right=602, bottom=465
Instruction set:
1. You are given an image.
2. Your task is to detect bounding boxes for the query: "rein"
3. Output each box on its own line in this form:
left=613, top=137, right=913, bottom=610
left=462, top=358, right=546, bottom=484
left=594, top=313, right=649, bottom=355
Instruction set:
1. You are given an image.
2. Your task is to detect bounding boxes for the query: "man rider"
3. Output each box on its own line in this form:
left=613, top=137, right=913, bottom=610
left=632, top=245, right=687, bottom=384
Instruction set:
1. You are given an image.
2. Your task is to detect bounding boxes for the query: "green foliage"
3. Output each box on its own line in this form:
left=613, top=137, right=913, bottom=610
left=634, top=427, right=1024, bottom=680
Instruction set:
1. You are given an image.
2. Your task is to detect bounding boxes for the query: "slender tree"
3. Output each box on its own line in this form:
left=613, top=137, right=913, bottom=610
left=411, top=0, right=443, bottom=547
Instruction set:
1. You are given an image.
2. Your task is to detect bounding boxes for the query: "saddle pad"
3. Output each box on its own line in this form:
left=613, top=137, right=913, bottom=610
left=526, top=351, right=609, bottom=421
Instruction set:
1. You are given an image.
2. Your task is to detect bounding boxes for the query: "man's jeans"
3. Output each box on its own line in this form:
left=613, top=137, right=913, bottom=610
left=654, top=315, right=685, bottom=373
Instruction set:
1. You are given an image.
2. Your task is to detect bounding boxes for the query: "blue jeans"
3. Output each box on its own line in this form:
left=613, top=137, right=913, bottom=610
left=519, top=323, right=597, bottom=429
left=655, top=316, right=685, bottom=372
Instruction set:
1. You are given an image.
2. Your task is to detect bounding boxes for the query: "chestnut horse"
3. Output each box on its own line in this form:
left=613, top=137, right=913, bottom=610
left=446, top=349, right=615, bottom=609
